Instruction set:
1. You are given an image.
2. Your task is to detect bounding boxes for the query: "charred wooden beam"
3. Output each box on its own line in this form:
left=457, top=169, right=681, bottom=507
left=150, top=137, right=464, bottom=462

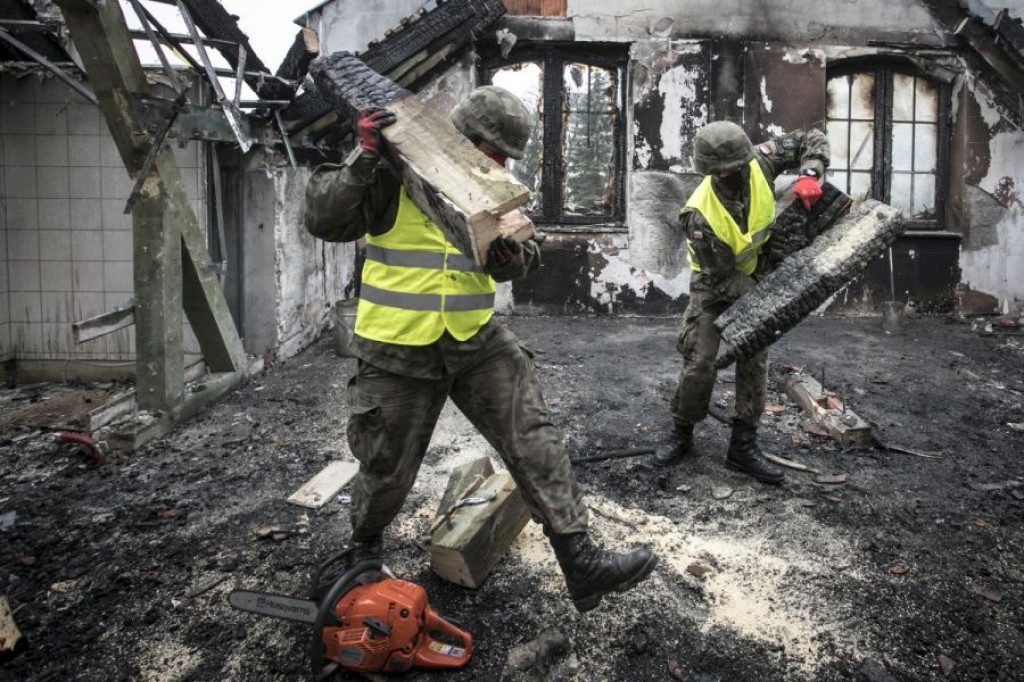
left=276, top=27, right=319, bottom=84
left=764, top=183, right=853, bottom=268
left=310, top=52, right=532, bottom=264
left=280, top=0, right=505, bottom=125
left=714, top=200, right=906, bottom=369
left=921, top=0, right=1024, bottom=95
left=176, top=0, right=294, bottom=100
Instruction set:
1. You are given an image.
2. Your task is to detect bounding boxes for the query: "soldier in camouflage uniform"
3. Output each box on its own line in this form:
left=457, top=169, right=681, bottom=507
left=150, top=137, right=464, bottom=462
left=654, top=121, right=830, bottom=483
left=305, top=86, right=657, bottom=612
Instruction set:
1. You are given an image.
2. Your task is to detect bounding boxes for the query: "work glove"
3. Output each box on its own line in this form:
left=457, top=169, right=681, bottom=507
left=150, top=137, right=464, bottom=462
left=486, top=237, right=521, bottom=269
left=356, top=108, right=396, bottom=156
left=791, top=173, right=822, bottom=212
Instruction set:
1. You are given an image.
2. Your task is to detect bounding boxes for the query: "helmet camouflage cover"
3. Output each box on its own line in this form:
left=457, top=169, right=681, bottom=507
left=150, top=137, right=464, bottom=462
left=693, top=121, right=754, bottom=175
left=451, top=85, right=533, bottom=160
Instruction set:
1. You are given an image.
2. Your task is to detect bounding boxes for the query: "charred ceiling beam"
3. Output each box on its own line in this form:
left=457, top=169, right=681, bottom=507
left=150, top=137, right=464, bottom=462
left=992, top=8, right=1024, bottom=58
left=275, top=26, right=319, bottom=84
left=281, top=0, right=506, bottom=132
left=921, top=0, right=1024, bottom=96
left=171, top=0, right=295, bottom=101
left=0, top=25, right=96, bottom=103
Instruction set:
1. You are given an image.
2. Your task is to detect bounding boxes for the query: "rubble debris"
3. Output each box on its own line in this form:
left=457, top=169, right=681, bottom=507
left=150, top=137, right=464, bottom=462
left=763, top=453, right=820, bottom=474
left=874, top=440, right=944, bottom=459
left=0, top=595, right=23, bottom=658
left=56, top=431, right=106, bottom=465
left=938, top=654, right=957, bottom=676
left=253, top=517, right=310, bottom=542
left=715, top=200, right=905, bottom=369
left=890, top=564, right=911, bottom=576
left=686, top=563, right=710, bottom=578
left=968, top=480, right=1022, bottom=493
left=430, top=469, right=529, bottom=589
left=712, top=486, right=733, bottom=500
left=0, top=511, right=15, bottom=531
left=969, top=586, right=1003, bottom=603
left=502, top=629, right=569, bottom=681
left=287, top=460, right=359, bottom=509
left=309, top=52, right=532, bottom=265
left=784, top=373, right=873, bottom=447
left=667, top=657, right=686, bottom=680
left=814, top=473, right=849, bottom=485
left=572, top=446, right=656, bottom=464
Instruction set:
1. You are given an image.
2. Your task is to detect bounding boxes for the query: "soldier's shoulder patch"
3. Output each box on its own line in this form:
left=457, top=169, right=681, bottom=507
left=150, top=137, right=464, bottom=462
left=759, top=142, right=774, bottom=155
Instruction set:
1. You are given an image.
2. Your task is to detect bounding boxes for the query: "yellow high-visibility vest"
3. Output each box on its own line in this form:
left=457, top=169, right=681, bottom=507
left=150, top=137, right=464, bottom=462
left=685, top=160, right=776, bottom=275
left=354, top=188, right=495, bottom=345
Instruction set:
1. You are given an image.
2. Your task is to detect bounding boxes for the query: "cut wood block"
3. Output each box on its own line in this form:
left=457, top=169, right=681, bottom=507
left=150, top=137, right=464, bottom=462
left=430, top=472, right=531, bottom=589
left=434, top=456, right=495, bottom=527
left=0, top=595, right=22, bottom=655
left=715, top=200, right=905, bottom=369
left=784, top=374, right=873, bottom=447
left=309, top=53, right=532, bottom=265
left=287, top=461, right=360, bottom=509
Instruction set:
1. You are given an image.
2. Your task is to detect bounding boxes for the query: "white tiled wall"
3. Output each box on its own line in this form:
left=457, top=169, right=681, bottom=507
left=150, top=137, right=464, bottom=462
left=0, top=73, right=206, bottom=364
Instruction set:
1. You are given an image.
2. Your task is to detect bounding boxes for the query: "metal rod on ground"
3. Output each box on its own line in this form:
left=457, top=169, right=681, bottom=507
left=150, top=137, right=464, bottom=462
left=888, top=246, right=896, bottom=299
left=571, top=448, right=656, bottom=464
left=0, top=27, right=98, bottom=104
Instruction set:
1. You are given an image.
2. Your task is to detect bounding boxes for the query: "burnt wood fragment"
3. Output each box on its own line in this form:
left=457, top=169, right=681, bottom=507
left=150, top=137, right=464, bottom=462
left=310, top=53, right=532, bottom=264
left=275, top=27, right=320, bottom=83
left=177, top=0, right=294, bottom=100
left=765, top=183, right=853, bottom=267
left=714, top=200, right=905, bottom=369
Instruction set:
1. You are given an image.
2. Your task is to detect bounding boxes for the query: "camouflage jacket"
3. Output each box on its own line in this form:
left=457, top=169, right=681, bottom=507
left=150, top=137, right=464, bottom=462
left=682, top=128, right=830, bottom=299
left=305, top=149, right=541, bottom=380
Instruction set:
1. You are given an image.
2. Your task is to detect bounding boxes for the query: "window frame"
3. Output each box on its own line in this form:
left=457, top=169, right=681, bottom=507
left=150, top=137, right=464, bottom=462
left=480, top=43, right=629, bottom=229
left=826, top=59, right=951, bottom=231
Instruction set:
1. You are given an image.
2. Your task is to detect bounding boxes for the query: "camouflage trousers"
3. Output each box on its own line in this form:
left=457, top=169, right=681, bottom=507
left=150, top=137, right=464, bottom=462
left=670, top=287, right=768, bottom=428
left=346, top=326, right=588, bottom=540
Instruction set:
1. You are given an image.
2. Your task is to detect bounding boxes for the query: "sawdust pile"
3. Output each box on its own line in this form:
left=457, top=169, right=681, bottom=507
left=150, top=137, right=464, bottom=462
left=378, top=403, right=876, bottom=678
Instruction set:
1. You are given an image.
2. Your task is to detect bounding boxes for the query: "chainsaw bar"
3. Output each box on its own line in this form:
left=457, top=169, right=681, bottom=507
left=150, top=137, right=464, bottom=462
left=229, top=590, right=319, bottom=624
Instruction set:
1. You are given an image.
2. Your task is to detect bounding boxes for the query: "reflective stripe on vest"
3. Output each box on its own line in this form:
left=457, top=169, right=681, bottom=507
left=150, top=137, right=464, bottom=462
left=354, top=188, right=495, bottom=346
left=685, top=159, right=776, bottom=276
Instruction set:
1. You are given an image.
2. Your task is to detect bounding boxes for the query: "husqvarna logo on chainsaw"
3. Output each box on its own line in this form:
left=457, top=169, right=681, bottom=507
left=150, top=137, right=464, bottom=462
left=255, top=595, right=315, bottom=620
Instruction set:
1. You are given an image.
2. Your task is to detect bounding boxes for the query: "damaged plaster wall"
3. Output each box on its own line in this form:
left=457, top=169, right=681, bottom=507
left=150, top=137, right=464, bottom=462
left=955, top=78, right=1024, bottom=309
left=565, top=0, right=943, bottom=45
left=312, top=0, right=425, bottom=56
left=250, top=162, right=354, bottom=361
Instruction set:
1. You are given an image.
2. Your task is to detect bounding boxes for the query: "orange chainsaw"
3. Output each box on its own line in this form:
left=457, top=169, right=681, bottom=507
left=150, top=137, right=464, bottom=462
left=229, top=556, right=472, bottom=679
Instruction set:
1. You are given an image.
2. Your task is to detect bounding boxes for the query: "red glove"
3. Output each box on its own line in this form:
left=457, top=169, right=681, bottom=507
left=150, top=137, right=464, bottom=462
left=356, top=108, right=396, bottom=156
left=791, top=174, right=823, bottom=211
left=486, top=237, right=521, bottom=268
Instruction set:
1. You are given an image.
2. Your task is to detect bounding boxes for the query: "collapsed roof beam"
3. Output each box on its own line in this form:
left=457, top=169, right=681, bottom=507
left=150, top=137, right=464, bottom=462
left=0, top=26, right=97, bottom=104
left=0, top=19, right=60, bottom=33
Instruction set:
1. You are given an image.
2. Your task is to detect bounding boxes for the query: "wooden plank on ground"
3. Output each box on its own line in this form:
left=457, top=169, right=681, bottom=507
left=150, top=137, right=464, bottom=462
left=0, top=595, right=22, bottom=655
left=309, top=53, right=532, bottom=265
left=784, top=374, right=873, bottom=447
left=430, top=472, right=531, bottom=588
left=288, top=461, right=360, bottom=509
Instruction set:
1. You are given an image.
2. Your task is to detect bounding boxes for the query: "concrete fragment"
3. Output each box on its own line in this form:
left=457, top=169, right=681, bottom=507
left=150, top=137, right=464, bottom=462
left=502, top=629, right=569, bottom=681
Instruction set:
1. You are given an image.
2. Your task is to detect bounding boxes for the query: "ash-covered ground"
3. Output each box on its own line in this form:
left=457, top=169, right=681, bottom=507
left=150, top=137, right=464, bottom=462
left=2, top=315, right=1023, bottom=682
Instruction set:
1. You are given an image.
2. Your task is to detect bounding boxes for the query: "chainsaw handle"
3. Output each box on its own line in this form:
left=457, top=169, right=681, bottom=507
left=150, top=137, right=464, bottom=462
left=412, top=607, right=473, bottom=669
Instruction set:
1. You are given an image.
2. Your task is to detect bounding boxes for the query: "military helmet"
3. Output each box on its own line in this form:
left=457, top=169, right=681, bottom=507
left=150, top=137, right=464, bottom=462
left=693, top=121, right=754, bottom=175
left=451, top=85, right=533, bottom=160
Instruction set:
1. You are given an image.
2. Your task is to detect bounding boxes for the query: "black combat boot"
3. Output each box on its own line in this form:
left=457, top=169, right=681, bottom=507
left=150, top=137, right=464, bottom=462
left=652, top=424, right=694, bottom=467
left=548, top=531, right=658, bottom=612
left=309, top=535, right=382, bottom=600
left=725, top=421, right=785, bottom=484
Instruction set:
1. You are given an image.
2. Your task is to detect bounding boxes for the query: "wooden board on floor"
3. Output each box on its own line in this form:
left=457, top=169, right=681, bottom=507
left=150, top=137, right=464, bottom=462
left=784, top=374, right=873, bottom=447
left=430, top=472, right=531, bottom=589
left=287, top=461, right=360, bottom=509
